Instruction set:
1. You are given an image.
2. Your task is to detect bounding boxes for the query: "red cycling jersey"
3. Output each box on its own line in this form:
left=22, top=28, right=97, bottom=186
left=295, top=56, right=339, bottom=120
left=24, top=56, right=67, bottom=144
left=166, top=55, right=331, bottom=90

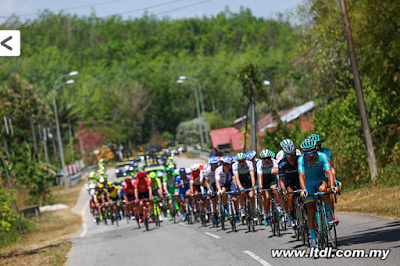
left=190, top=164, right=203, bottom=184
left=132, top=177, right=151, bottom=193
left=123, top=184, right=135, bottom=195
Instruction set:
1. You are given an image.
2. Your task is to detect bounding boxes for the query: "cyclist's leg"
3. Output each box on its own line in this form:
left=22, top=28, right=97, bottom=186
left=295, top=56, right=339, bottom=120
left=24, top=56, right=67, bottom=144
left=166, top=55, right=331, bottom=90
left=305, top=178, right=318, bottom=246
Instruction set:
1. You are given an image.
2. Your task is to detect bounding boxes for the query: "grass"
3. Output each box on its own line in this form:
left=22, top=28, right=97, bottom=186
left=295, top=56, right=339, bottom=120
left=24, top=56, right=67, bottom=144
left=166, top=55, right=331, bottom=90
left=336, top=185, right=400, bottom=219
left=0, top=242, right=72, bottom=266
left=0, top=179, right=84, bottom=261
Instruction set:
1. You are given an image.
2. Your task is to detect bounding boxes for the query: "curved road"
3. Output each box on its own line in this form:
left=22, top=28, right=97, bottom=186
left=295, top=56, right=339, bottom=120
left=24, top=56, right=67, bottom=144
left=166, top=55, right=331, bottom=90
left=67, top=156, right=399, bottom=265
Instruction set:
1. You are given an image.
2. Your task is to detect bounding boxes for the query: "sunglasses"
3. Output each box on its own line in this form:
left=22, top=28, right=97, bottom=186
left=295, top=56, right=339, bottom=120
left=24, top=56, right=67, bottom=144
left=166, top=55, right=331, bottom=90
left=285, top=153, right=296, bottom=158
left=238, top=160, right=246, bottom=164
left=211, top=163, right=218, bottom=166
left=262, top=157, right=271, bottom=160
left=304, top=150, right=317, bottom=156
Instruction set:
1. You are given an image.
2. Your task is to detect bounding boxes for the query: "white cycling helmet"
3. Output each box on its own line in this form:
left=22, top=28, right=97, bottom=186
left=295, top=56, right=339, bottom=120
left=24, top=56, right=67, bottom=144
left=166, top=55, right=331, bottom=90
left=185, top=168, right=192, bottom=174
left=190, top=163, right=200, bottom=171
left=157, top=172, right=164, bottom=178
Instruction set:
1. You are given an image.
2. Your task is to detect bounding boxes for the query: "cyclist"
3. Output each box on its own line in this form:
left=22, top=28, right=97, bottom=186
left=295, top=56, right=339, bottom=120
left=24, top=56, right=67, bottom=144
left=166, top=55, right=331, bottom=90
left=149, top=171, right=164, bottom=221
left=133, top=171, right=153, bottom=223
left=175, top=168, right=191, bottom=221
left=278, top=143, right=301, bottom=227
left=257, top=149, right=280, bottom=226
left=199, top=162, right=210, bottom=221
left=298, top=139, right=337, bottom=248
left=107, top=181, right=122, bottom=220
left=246, top=151, right=260, bottom=173
left=204, top=156, right=220, bottom=225
left=94, top=183, right=110, bottom=222
left=233, top=152, right=256, bottom=219
left=215, top=156, right=240, bottom=223
left=88, top=171, right=96, bottom=181
left=122, top=177, right=135, bottom=218
left=189, top=163, right=203, bottom=216
left=98, top=158, right=106, bottom=171
left=162, top=167, right=178, bottom=221
left=308, top=133, right=341, bottom=224
left=276, top=139, right=302, bottom=162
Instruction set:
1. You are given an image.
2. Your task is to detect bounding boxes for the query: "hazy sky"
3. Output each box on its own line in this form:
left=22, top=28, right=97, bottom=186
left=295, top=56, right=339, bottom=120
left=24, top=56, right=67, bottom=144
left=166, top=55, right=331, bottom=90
left=0, top=0, right=302, bottom=22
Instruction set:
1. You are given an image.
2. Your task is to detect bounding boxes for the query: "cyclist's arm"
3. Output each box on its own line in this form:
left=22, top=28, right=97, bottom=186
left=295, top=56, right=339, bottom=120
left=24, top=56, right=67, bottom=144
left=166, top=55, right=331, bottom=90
left=205, top=178, right=211, bottom=191
left=234, top=173, right=243, bottom=189
left=215, top=179, right=222, bottom=191
left=299, top=172, right=306, bottom=191
left=328, top=159, right=336, bottom=178
left=325, top=169, right=335, bottom=189
left=257, top=173, right=263, bottom=188
left=162, top=183, right=169, bottom=194
left=279, top=176, right=286, bottom=191
left=134, top=188, right=138, bottom=200
left=250, top=170, right=256, bottom=187
left=189, top=181, right=194, bottom=194
left=148, top=186, right=153, bottom=198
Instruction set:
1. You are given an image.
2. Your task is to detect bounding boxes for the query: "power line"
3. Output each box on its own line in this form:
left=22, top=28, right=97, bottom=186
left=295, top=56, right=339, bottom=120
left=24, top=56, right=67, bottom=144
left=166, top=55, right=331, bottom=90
left=0, top=0, right=130, bottom=19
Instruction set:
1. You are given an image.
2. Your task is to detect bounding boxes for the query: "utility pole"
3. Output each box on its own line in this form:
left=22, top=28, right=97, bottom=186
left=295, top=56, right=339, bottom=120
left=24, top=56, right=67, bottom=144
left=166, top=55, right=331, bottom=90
left=339, top=0, right=378, bottom=184
left=50, top=124, right=60, bottom=170
left=68, top=117, right=74, bottom=162
left=30, top=115, right=39, bottom=161
left=43, top=127, right=50, bottom=180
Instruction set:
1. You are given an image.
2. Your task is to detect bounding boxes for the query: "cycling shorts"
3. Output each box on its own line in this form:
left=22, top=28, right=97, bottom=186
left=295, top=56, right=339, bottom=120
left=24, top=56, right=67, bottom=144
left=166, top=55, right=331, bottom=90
left=262, top=174, right=277, bottom=189
left=152, top=188, right=160, bottom=199
left=138, top=191, right=149, bottom=200
left=284, top=176, right=301, bottom=191
left=124, top=192, right=135, bottom=201
left=305, top=176, right=328, bottom=202
left=204, top=183, right=217, bottom=199
left=239, top=176, right=252, bottom=189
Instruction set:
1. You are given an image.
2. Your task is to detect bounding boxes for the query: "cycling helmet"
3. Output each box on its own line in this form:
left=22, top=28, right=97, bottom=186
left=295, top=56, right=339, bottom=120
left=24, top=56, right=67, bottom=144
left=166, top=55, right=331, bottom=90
left=124, top=177, right=132, bottom=183
left=282, top=143, right=296, bottom=155
left=209, top=156, right=218, bottom=164
left=107, top=181, right=113, bottom=186
left=179, top=168, right=186, bottom=174
left=308, top=134, right=322, bottom=143
left=300, top=139, right=317, bottom=151
left=236, top=152, right=246, bottom=161
left=280, top=139, right=293, bottom=148
left=186, top=168, right=192, bottom=174
left=136, top=171, right=146, bottom=179
left=98, top=184, right=104, bottom=188
left=260, top=149, right=275, bottom=159
left=218, top=156, right=221, bottom=161
left=231, top=156, right=237, bottom=163
left=246, top=151, right=257, bottom=160
left=149, top=172, right=156, bottom=179
left=89, top=171, right=95, bottom=178
left=99, top=177, right=105, bottom=183
left=99, top=158, right=104, bottom=163
left=157, top=172, right=164, bottom=178
left=221, top=156, right=232, bottom=164
left=191, top=164, right=200, bottom=171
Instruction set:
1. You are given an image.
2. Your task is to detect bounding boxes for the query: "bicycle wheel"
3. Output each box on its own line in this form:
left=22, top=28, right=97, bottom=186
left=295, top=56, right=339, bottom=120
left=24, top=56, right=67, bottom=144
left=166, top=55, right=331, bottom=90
left=114, top=206, right=119, bottom=227
left=317, top=209, right=328, bottom=249
left=221, top=205, right=225, bottom=230
left=328, top=224, right=337, bottom=249
left=281, top=214, right=286, bottom=232
left=275, top=210, right=280, bottom=237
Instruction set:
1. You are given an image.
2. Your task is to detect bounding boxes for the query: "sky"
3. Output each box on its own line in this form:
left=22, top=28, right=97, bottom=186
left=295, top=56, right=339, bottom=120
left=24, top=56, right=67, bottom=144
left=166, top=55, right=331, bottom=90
left=0, top=0, right=302, bottom=23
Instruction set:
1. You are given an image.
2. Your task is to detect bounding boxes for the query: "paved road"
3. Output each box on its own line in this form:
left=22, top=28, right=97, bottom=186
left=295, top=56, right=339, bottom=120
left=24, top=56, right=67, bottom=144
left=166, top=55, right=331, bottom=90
left=67, top=156, right=399, bottom=265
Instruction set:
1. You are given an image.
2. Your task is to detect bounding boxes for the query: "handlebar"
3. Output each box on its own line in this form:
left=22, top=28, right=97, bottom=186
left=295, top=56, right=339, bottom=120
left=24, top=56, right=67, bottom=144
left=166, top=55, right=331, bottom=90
left=287, top=189, right=303, bottom=195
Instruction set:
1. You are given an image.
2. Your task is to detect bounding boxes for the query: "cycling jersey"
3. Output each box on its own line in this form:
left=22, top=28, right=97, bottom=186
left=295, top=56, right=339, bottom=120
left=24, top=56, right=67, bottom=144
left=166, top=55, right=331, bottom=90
left=163, top=174, right=177, bottom=195
left=175, top=175, right=191, bottom=199
left=150, top=178, right=162, bottom=190
left=232, top=160, right=254, bottom=189
left=95, top=190, right=108, bottom=202
left=256, top=159, right=278, bottom=188
left=132, top=178, right=151, bottom=193
left=215, top=166, right=233, bottom=185
left=107, top=186, right=121, bottom=199
left=190, top=169, right=201, bottom=185
left=320, top=147, right=333, bottom=161
left=122, top=184, right=135, bottom=195
left=278, top=157, right=301, bottom=190
left=298, top=152, right=331, bottom=201
left=276, top=149, right=302, bottom=162
left=203, top=165, right=216, bottom=184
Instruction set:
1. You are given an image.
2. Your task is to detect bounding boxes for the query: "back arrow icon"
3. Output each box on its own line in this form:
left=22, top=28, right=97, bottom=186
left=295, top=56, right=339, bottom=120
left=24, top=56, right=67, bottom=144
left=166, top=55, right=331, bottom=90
left=1, top=36, right=12, bottom=51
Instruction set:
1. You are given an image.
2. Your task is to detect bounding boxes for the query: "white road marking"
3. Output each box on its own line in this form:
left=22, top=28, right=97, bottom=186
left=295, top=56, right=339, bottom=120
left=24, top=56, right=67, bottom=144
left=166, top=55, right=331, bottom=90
left=243, top=250, right=272, bottom=266
left=80, top=223, right=88, bottom=238
left=179, top=223, right=188, bottom=226
left=204, top=232, right=221, bottom=239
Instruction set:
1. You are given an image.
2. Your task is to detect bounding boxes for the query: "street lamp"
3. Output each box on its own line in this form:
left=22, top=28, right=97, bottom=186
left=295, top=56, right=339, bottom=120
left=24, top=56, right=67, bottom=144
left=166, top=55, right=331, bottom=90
left=53, top=71, right=78, bottom=194
left=179, top=76, right=210, bottom=144
left=177, top=79, right=204, bottom=147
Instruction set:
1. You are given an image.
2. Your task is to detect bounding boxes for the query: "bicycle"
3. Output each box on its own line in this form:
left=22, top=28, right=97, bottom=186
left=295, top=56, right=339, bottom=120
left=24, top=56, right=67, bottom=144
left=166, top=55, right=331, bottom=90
left=264, top=188, right=281, bottom=236
left=242, top=188, right=255, bottom=232
left=141, top=198, right=151, bottom=231
left=224, top=191, right=237, bottom=232
left=197, top=197, right=206, bottom=227
left=122, top=200, right=131, bottom=224
left=287, top=189, right=309, bottom=246
left=183, top=195, right=194, bottom=224
left=312, top=191, right=338, bottom=249
left=254, top=187, right=264, bottom=226
left=110, top=200, right=119, bottom=227
left=217, top=194, right=225, bottom=230
left=152, top=197, right=161, bottom=228
left=207, top=193, right=217, bottom=227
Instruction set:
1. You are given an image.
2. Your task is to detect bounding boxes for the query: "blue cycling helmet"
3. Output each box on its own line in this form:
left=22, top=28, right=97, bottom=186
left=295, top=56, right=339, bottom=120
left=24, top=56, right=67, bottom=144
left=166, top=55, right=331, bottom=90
left=308, top=134, right=322, bottom=143
left=221, top=156, right=232, bottom=164
left=300, top=139, right=317, bottom=151
left=246, top=151, right=257, bottom=160
left=209, top=156, right=218, bottom=164
left=231, top=156, right=237, bottom=163
left=179, top=167, right=186, bottom=174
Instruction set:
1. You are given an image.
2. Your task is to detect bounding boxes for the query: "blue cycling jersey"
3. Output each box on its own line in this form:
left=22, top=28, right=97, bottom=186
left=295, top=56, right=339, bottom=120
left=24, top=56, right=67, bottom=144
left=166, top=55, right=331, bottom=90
left=320, top=147, right=333, bottom=161
left=175, top=175, right=191, bottom=191
left=298, top=152, right=331, bottom=180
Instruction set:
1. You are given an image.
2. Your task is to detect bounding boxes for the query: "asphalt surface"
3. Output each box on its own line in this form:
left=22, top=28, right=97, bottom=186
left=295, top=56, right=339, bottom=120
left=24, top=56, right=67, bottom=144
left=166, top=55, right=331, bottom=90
left=67, top=155, right=399, bottom=266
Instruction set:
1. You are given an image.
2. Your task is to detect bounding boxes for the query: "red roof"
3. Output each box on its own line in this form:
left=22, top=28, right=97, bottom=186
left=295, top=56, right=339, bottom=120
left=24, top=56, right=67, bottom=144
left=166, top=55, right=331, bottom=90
left=209, top=127, right=239, bottom=148
left=257, top=108, right=294, bottom=130
left=230, top=132, right=244, bottom=151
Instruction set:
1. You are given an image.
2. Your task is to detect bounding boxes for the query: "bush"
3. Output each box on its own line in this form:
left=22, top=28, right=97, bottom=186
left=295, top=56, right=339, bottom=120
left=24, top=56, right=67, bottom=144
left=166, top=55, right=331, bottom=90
left=0, top=188, right=21, bottom=248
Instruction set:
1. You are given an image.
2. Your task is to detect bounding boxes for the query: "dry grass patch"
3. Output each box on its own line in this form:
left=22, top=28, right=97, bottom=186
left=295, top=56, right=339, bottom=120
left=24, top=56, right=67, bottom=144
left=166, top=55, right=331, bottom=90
left=336, top=185, right=400, bottom=219
left=0, top=242, right=71, bottom=266
left=0, top=180, right=84, bottom=256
